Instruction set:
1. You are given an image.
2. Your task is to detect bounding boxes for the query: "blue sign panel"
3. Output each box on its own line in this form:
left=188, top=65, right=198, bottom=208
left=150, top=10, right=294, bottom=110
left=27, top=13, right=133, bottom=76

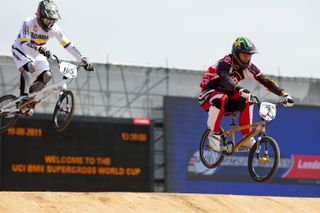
left=164, top=96, right=320, bottom=197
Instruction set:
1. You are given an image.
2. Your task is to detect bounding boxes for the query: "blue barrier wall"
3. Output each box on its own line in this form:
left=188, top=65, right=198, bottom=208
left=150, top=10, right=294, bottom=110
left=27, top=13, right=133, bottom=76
left=164, top=96, right=320, bottom=197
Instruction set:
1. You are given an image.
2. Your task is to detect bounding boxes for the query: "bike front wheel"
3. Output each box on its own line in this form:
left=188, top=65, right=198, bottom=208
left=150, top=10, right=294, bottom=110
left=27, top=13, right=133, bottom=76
left=52, top=90, right=75, bottom=132
left=248, top=136, right=280, bottom=182
left=199, top=129, right=225, bottom=169
left=0, top=95, right=19, bottom=133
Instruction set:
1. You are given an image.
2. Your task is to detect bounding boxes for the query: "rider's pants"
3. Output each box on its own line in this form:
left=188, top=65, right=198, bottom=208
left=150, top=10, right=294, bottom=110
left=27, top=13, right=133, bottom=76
left=199, top=89, right=253, bottom=134
left=12, top=43, right=50, bottom=95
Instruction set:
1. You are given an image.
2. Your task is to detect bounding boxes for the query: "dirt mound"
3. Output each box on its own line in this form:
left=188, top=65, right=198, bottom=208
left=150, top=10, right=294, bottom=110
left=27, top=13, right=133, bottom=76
left=0, top=192, right=318, bottom=212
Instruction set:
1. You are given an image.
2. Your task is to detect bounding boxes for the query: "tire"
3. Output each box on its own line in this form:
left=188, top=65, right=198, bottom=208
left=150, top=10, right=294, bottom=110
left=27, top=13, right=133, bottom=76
left=199, top=129, right=225, bottom=169
left=248, top=136, right=280, bottom=182
left=52, top=90, right=75, bottom=132
left=0, top=95, right=19, bottom=133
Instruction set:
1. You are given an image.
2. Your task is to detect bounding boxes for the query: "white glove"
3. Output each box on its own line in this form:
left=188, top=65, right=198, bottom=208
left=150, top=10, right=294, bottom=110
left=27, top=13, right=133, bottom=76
left=82, top=57, right=94, bottom=71
left=283, top=94, right=294, bottom=107
left=237, top=87, right=251, bottom=100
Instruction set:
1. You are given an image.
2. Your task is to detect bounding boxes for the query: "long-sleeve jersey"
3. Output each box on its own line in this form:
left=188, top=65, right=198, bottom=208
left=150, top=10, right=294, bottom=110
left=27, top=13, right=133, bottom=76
left=200, top=54, right=286, bottom=97
left=13, top=15, right=83, bottom=62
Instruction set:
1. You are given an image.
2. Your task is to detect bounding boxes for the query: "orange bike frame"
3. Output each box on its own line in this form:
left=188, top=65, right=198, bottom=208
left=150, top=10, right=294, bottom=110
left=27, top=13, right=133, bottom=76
left=224, top=119, right=266, bottom=152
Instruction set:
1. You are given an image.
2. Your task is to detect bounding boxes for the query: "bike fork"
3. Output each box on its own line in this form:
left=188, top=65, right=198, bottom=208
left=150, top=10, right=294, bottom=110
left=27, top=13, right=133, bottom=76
left=256, top=130, right=266, bottom=152
left=56, top=90, right=65, bottom=105
left=53, top=93, right=63, bottom=113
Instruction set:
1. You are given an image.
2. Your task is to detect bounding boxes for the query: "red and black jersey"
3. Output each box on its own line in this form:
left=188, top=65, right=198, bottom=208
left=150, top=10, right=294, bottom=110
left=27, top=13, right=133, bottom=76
left=200, top=54, right=286, bottom=96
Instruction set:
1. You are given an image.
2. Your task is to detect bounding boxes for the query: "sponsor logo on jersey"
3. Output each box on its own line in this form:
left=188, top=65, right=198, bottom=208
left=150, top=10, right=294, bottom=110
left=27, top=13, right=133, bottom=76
left=30, top=32, right=49, bottom=40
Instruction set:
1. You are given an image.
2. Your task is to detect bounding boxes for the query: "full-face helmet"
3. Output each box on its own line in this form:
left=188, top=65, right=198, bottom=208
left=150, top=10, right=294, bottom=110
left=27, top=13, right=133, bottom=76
left=232, top=36, right=258, bottom=69
left=36, top=0, right=61, bottom=32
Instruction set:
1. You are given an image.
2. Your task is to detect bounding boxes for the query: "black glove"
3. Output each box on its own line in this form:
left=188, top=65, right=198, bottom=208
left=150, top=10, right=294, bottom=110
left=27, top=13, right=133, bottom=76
left=283, top=94, right=294, bottom=107
left=235, top=86, right=251, bottom=99
left=38, top=47, right=53, bottom=58
left=82, top=57, right=94, bottom=71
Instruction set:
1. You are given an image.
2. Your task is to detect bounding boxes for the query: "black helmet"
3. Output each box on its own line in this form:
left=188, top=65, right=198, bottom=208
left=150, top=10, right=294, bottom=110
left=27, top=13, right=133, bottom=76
left=231, top=36, right=258, bottom=69
left=36, top=0, right=61, bottom=32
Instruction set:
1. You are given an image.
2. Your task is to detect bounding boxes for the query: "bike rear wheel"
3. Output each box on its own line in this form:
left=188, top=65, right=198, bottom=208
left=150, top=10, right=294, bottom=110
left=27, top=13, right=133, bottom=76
left=199, top=129, right=225, bottom=169
left=52, top=90, right=75, bottom=132
left=0, top=95, right=19, bottom=133
left=248, top=136, right=280, bottom=182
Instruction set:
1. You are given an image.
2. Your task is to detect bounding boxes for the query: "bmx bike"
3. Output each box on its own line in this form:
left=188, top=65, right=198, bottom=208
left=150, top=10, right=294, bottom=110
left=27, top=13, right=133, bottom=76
left=199, top=95, right=284, bottom=182
left=0, top=55, right=85, bottom=133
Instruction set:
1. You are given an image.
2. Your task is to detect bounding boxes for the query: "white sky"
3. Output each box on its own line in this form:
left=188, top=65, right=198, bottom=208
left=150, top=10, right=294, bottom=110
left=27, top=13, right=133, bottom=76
left=1, top=0, right=320, bottom=78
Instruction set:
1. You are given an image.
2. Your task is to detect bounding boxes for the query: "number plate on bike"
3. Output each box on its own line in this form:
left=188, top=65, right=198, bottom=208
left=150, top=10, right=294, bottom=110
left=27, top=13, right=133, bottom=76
left=59, top=62, right=77, bottom=79
left=259, top=102, right=277, bottom=121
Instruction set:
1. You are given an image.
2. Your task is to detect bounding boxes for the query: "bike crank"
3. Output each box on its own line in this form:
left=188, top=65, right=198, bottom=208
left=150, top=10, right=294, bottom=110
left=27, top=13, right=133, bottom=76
left=222, top=141, right=234, bottom=156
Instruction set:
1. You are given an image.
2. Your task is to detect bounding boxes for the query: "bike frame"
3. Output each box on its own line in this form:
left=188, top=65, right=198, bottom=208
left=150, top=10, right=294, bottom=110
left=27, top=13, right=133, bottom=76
left=0, top=80, right=67, bottom=114
left=224, top=115, right=266, bottom=152
left=30, top=80, right=67, bottom=103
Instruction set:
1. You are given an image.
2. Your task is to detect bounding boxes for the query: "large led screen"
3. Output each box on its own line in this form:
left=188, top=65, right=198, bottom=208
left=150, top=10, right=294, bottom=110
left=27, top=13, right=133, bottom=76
left=165, top=96, right=320, bottom=197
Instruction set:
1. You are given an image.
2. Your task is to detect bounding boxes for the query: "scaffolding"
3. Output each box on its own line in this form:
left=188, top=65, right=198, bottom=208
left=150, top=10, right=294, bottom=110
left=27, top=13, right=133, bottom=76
left=0, top=56, right=204, bottom=119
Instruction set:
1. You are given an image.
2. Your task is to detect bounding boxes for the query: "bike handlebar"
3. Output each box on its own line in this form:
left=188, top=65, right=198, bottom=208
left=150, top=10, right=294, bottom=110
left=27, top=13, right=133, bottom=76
left=250, top=95, right=286, bottom=107
left=50, top=54, right=85, bottom=70
left=52, top=54, right=60, bottom=64
left=250, top=95, right=260, bottom=105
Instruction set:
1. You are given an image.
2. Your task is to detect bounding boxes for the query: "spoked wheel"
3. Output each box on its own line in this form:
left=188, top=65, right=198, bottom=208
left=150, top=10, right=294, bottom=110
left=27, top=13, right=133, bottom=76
left=248, top=136, right=280, bottom=182
left=199, top=129, right=225, bottom=169
left=52, top=90, right=75, bottom=132
left=0, top=95, right=19, bottom=133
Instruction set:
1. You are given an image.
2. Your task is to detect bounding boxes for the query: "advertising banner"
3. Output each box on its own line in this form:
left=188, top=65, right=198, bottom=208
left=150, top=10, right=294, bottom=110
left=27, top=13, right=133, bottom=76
left=165, top=96, right=320, bottom=197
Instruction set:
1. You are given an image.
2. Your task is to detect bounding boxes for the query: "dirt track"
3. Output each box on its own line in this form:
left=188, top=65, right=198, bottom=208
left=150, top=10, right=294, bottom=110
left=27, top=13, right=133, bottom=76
left=0, top=192, right=319, bottom=213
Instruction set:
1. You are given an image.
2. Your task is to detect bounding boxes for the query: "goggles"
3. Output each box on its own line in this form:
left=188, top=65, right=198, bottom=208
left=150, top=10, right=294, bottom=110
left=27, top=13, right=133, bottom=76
left=42, top=18, right=57, bottom=28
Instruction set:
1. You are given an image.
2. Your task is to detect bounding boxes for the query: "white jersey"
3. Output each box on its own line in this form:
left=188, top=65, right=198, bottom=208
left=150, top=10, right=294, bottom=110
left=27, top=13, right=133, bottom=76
left=13, top=15, right=83, bottom=62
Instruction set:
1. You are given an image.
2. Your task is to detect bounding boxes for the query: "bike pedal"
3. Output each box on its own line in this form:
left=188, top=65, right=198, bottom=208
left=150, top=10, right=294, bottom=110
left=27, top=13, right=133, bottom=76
left=221, top=142, right=234, bottom=156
